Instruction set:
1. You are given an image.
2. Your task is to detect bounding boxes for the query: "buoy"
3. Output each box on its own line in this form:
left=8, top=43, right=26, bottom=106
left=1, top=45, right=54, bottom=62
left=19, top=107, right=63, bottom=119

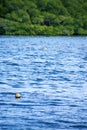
left=43, top=47, right=47, bottom=50
left=15, top=93, right=21, bottom=98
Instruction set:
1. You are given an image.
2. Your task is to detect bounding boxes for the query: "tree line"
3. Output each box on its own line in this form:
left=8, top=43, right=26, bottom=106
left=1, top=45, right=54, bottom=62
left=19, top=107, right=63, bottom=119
left=0, top=0, right=87, bottom=35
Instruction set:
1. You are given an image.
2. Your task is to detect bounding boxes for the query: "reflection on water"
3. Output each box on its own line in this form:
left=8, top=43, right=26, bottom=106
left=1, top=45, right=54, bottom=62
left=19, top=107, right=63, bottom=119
left=0, top=36, right=87, bottom=130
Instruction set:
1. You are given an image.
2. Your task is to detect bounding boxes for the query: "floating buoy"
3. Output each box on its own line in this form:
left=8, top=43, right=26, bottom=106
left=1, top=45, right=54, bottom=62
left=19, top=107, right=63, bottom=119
left=15, top=93, right=21, bottom=98
left=43, top=47, right=47, bottom=50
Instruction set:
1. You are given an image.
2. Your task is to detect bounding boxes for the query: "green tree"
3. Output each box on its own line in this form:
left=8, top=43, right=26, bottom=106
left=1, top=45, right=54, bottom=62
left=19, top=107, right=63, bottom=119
left=31, top=15, right=44, bottom=25
left=0, top=0, right=87, bottom=35
left=6, top=10, right=31, bottom=23
left=43, top=12, right=57, bottom=26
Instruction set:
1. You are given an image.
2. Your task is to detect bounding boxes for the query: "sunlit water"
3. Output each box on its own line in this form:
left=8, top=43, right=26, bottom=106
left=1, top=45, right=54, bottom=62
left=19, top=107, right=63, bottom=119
left=0, top=36, right=87, bottom=130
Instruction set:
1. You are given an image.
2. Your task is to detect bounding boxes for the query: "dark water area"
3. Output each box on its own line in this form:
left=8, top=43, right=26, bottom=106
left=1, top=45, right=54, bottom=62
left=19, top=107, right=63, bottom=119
left=0, top=36, right=87, bottom=130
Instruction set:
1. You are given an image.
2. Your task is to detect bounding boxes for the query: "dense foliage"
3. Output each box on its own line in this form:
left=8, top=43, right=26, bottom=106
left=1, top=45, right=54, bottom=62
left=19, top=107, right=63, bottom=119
left=0, top=0, right=87, bottom=35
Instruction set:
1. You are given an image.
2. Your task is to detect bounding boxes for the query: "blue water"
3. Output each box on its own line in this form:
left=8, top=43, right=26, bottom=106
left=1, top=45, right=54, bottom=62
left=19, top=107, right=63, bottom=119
left=0, top=36, right=87, bottom=130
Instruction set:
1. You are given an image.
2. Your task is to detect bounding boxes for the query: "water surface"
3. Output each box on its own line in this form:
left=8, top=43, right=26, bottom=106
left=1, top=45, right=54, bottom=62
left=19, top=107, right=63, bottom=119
left=0, top=36, right=87, bottom=130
